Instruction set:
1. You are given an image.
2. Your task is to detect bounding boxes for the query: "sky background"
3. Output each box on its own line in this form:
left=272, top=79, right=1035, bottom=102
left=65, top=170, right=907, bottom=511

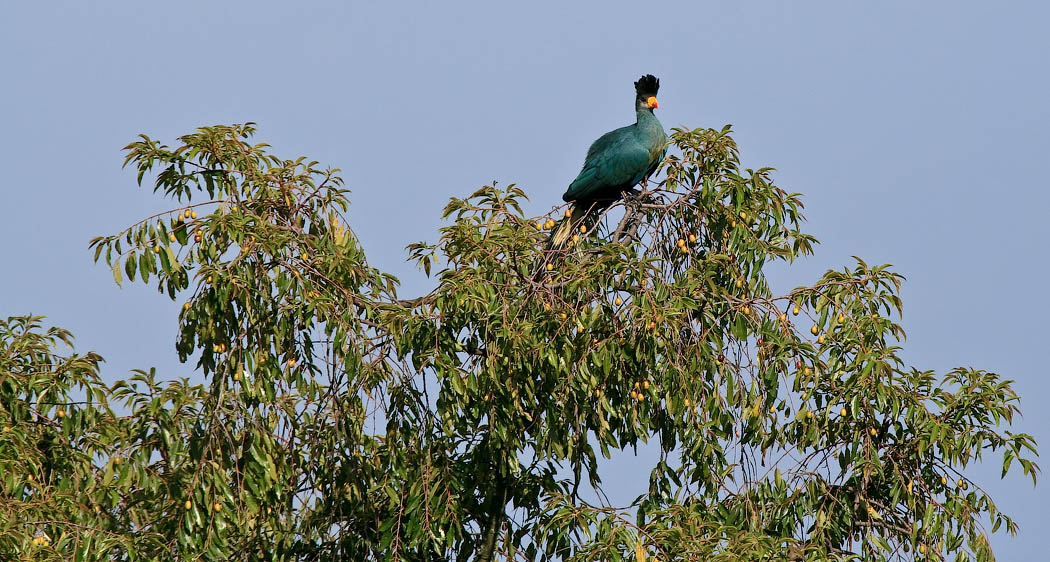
left=2, top=1, right=1047, bottom=557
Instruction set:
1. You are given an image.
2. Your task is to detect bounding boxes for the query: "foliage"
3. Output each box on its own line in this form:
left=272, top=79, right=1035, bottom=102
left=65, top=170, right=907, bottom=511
left=0, top=123, right=1037, bottom=560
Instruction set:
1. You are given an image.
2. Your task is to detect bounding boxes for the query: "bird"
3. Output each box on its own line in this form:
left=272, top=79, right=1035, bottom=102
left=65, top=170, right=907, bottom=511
left=550, top=74, right=668, bottom=248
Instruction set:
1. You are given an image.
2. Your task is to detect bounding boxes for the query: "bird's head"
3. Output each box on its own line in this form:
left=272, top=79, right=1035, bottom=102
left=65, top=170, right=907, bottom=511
left=634, top=74, right=660, bottom=111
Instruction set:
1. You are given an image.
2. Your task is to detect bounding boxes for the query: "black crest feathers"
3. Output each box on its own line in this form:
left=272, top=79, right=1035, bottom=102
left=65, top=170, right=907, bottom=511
left=634, top=74, right=660, bottom=97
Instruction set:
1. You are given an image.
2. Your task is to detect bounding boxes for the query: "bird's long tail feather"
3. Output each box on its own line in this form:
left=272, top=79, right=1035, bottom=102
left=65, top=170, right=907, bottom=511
left=546, top=203, right=599, bottom=250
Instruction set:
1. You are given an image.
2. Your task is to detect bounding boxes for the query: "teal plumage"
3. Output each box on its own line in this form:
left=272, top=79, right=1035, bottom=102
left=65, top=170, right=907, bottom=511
left=551, top=75, right=667, bottom=247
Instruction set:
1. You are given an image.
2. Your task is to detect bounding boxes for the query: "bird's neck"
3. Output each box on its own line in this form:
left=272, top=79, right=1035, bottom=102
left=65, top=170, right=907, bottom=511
left=635, top=108, right=662, bottom=132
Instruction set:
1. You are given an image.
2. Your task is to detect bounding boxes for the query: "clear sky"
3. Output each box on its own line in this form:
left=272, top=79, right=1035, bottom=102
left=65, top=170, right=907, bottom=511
left=2, top=1, right=1046, bottom=557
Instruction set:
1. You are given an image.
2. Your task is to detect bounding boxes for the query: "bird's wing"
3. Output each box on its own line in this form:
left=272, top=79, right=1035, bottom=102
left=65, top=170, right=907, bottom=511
left=563, top=129, right=653, bottom=202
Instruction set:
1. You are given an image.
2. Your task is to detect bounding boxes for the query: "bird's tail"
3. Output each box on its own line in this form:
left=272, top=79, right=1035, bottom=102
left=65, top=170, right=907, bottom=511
left=546, top=204, right=592, bottom=250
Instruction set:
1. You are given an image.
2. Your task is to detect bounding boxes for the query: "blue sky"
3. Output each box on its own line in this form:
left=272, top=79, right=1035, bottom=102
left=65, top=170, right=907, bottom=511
left=2, top=1, right=1046, bottom=556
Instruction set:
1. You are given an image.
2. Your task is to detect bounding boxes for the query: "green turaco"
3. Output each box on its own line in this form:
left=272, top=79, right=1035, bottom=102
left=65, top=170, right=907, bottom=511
left=550, top=74, right=667, bottom=247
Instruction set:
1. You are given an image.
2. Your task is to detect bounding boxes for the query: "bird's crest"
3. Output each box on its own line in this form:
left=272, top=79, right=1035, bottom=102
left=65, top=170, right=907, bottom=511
left=634, top=74, right=660, bottom=97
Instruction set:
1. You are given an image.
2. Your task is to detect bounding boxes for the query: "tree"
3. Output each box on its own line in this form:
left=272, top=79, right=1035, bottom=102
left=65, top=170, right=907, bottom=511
left=0, top=122, right=1037, bottom=560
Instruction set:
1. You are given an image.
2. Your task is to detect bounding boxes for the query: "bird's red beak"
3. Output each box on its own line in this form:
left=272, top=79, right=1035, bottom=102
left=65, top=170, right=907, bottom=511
left=647, top=96, right=659, bottom=109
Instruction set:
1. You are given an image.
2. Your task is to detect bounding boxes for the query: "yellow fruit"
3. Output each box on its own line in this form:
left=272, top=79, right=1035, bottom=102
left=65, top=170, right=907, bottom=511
left=688, top=234, right=697, bottom=243
left=840, top=408, right=847, bottom=416
left=792, top=306, right=800, bottom=315
left=957, top=478, right=965, bottom=488
left=214, top=502, right=222, bottom=512
left=807, top=410, right=814, bottom=419
left=572, top=235, right=579, bottom=243
left=170, top=233, right=177, bottom=242
left=185, top=500, right=192, bottom=510
left=810, top=325, right=819, bottom=335
left=735, top=279, right=743, bottom=288
left=94, top=504, right=101, bottom=513
left=637, top=393, right=645, bottom=402
left=803, top=367, right=812, bottom=376
left=565, top=208, right=573, bottom=218
left=113, top=456, right=121, bottom=464
left=546, top=263, right=554, bottom=271
left=57, top=408, right=65, bottom=418
left=559, top=312, right=567, bottom=320
left=642, top=380, right=650, bottom=390
left=191, top=211, right=198, bottom=219
left=941, top=476, right=948, bottom=485
left=919, top=544, right=926, bottom=554
left=730, top=220, right=736, bottom=227
left=870, top=428, right=878, bottom=437
left=769, top=405, right=776, bottom=413
left=739, top=211, right=747, bottom=220
left=543, top=302, right=551, bottom=311
left=154, top=244, right=162, bottom=253
left=615, top=297, right=623, bottom=306
left=207, top=275, right=214, bottom=284
left=741, top=306, right=751, bottom=315
left=184, top=302, right=191, bottom=310
left=630, top=390, right=637, bottom=400
left=684, top=398, right=692, bottom=407
left=536, top=221, right=545, bottom=229
left=595, top=389, right=602, bottom=397
left=287, top=359, right=297, bottom=368
left=817, top=335, right=825, bottom=344
left=778, top=313, right=787, bottom=321
left=233, top=371, right=241, bottom=381
left=677, top=238, right=686, bottom=247
left=837, top=314, right=846, bottom=323
left=579, top=224, right=587, bottom=233
left=634, top=381, right=641, bottom=388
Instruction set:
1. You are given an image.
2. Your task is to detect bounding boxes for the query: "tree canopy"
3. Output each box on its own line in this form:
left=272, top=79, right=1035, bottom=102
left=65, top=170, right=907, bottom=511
left=0, top=123, right=1038, bottom=561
